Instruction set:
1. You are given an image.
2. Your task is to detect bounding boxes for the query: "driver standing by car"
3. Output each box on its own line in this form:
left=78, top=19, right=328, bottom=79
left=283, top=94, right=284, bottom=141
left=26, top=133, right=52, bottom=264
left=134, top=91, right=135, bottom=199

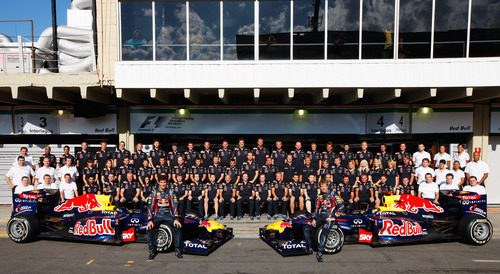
left=146, top=175, right=183, bottom=260
left=305, top=179, right=344, bottom=263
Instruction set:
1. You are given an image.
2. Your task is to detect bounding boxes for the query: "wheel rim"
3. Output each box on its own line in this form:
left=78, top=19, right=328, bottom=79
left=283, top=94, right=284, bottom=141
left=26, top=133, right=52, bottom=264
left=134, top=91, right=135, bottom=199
left=325, top=229, right=341, bottom=249
left=472, top=222, right=490, bottom=241
left=10, top=220, right=27, bottom=239
left=155, top=229, right=170, bottom=248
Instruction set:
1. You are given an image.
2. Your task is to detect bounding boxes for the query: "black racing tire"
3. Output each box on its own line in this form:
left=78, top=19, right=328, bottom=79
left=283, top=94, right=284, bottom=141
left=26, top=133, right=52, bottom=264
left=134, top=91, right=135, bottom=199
left=155, top=223, right=174, bottom=252
left=185, top=209, right=202, bottom=219
left=313, top=226, right=344, bottom=254
left=459, top=215, right=493, bottom=245
left=7, top=214, right=39, bottom=243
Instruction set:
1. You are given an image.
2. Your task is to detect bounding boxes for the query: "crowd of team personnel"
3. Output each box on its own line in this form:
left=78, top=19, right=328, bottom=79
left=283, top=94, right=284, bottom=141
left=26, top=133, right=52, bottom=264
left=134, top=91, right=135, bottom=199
left=5, top=138, right=489, bottom=220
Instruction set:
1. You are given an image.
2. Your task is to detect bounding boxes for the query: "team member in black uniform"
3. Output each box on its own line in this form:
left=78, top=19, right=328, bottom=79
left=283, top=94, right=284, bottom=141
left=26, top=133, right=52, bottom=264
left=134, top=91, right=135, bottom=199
left=83, top=176, right=101, bottom=195
left=318, top=160, right=331, bottom=181
left=240, top=152, right=259, bottom=183
left=184, top=142, right=199, bottom=168
left=330, top=157, right=345, bottom=184
left=339, top=144, right=355, bottom=169
left=100, top=159, right=116, bottom=185
left=291, top=141, right=306, bottom=171
left=253, top=137, right=269, bottom=168
left=186, top=173, right=204, bottom=217
left=271, top=172, right=288, bottom=219
left=370, top=159, right=384, bottom=185
left=305, top=179, right=345, bottom=262
left=393, top=143, right=412, bottom=167
left=356, top=141, right=374, bottom=166
left=59, top=145, right=75, bottom=168
left=102, top=173, right=120, bottom=204
left=398, top=156, right=415, bottom=186
left=207, top=156, right=224, bottom=183
left=224, top=159, right=240, bottom=185
left=114, top=141, right=130, bottom=168
left=171, top=156, right=189, bottom=183
left=39, top=145, right=57, bottom=168
left=200, top=141, right=215, bottom=168
left=146, top=176, right=182, bottom=260
left=167, top=142, right=182, bottom=167
left=233, top=138, right=249, bottom=168
left=307, top=142, right=322, bottom=171
left=300, top=157, right=316, bottom=183
left=374, top=175, right=394, bottom=208
left=155, top=156, right=170, bottom=182
left=321, top=142, right=337, bottom=169
left=118, top=156, right=135, bottom=183
left=140, top=177, right=156, bottom=211
left=396, top=177, right=415, bottom=195
left=384, top=160, right=399, bottom=188
left=172, top=173, right=188, bottom=216
left=282, top=154, right=296, bottom=183
left=132, top=143, right=148, bottom=171
left=120, top=172, right=141, bottom=209
left=344, top=161, right=358, bottom=186
left=217, top=140, right=232, bottom=167
left=375, top=144, right=391, bottom=169
left=218, top=174, right=236, bottom=220
left=138, top=159, right=154, bottom=186
left=76, top=142, right=93, bottom=192
left=94, top=141, right=113, bottom=170
left=236, top=173, right=255, bottom=220
left=303, top=174, right=319, bottom=214
left=336, top=176, right=354, bottom=213
left=260, top=157, right=277, bottom=183
left=149, top=139, right=165, bottom=167
left=288, top=174, right=304, bottom=215
left=271, top=141, right=287, bottom=172
left=203, top=174, right=219, bottom=220
left=354, top=174, right=375, bottom=210
left=190, top=157, right=206, bottom=183
left=254, top=174, right=272, bottom=220
left=82, top=159, right=99, bottom=187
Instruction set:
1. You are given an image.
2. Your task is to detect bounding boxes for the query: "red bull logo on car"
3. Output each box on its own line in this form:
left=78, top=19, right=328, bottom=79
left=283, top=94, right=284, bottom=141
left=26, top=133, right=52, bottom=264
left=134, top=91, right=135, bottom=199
left=73, top=219, right=115, bottom=236
left=54, top=194, right=103, bottom=213
left=379, top=220, right=422, bottom=237
left=392, top=195, right=444, bottom=213
left=280, top=222, right=292, bottom=229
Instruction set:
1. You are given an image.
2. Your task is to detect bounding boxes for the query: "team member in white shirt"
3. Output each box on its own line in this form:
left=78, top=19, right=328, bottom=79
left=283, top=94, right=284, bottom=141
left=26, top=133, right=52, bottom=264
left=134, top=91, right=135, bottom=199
left=463, top=176, right=486, bottom=195
left=58, top=157, right=79, bottom=183
left=14, top=176, right=34, bottom=194
left=465, top=152, right=489, bottom=186
left=418, top=173, right=440, bottom=204
left=6, top=156, right=35, bottom=191
left=434, top=160, right=451, bottom=186
left=450, top=161, right=465, bottom=188
left=415, top=158, right=435, bottom=185
left=37, top=174, right=58, bottom=190
left=452, top=144, right=470, bottom=170
left=440, top=174, right=459, bottom=192
left=433, top=145, right=451, bottom=169
left=59, top=173, right=79, bottom=201
left=12, top=147, right=34, bottom=168
left=413, top=143, right=431, bottom=168
left=35, top=157, right=56, bottom=185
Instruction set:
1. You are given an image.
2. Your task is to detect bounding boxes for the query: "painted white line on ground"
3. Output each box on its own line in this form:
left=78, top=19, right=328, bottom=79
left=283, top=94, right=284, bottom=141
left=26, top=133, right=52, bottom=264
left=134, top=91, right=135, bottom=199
left=473, top=260, right=500, bottom=263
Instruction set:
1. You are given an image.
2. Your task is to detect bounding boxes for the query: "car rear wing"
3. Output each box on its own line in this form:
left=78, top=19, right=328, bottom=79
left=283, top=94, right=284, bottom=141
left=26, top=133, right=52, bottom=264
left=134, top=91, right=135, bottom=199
left=12, top=191, right=39, bottom=216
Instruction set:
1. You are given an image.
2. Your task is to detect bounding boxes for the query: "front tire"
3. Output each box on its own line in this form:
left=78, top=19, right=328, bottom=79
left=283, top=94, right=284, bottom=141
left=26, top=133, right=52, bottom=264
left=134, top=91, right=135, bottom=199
left=155, top=223, right=174, bottom=252
left=459, top=215, right=493, bottom=245
left=8, top=214, right=38, bottom=243
left=313, top=226, right=344, bottom=254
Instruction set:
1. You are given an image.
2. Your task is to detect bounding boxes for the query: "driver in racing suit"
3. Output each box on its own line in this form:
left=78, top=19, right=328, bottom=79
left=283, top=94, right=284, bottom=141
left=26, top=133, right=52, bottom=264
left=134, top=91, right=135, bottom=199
left=304, top=179, right=344, bottom=263
left=146, top=175, right=183, bottom=260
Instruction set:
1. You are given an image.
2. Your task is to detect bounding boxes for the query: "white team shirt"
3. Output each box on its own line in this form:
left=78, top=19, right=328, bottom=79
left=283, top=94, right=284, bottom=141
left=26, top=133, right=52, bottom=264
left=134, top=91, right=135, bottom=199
left=453, top=151, right=470, bottom=169
left=35, top=166, right=56, bottom=183
left=450, top=169, right=465, bottom=187
left=58, top=165, right=79, bottom=182
left=418, top=182, right=439, bottom=199
left=413, top=151, right=431, bottom=167
left=415, top=166, right=435, bottom=184
left=440, top=182, right=459, bottom=191
left=434, top=152, right=451, bottom=166
left=6, top=165, right=35, bottom=186
left=463, top=185, right=486, bottom=195
left=37, top=183, right=58, bottom=190
left=434, top=168, right=451, bottom=185
left=59, top=181, right=78, bottom=199
left=465, top=160, right=489, bottom=182
left=14, top=184, right=34, bottom=194
left=12, top=155, right=34, bottom=166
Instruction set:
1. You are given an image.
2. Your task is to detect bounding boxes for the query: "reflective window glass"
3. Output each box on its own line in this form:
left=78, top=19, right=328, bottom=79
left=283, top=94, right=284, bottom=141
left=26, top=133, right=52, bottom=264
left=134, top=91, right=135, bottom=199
left=362, top=0, right=395, bottom=59
left=190, top=1, right=221, bottom=60
left=293, top=0, right=325, bottom=59
left=327, top=0, right=360, bottom=59
left=259, top=0, right=291, bottom=60
left=155, top=1, right=187, bottom=60
left=470, top=0, right=500, bottom=57
left=433, top=0, right=468, bottom=58
left=121, top=1, right=153, bottom=61
left=398, top=0, right=432, bottom=58
left=223, top=1, right=255, bottom=60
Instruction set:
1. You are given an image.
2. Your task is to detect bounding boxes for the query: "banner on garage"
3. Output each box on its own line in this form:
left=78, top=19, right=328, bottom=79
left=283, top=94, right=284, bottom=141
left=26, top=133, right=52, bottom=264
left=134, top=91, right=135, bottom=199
left=130, top=106, right=367, bottom=134
left=0, top=106, right=14, bottom=134
left=491, top=104, right=500, bottom=134
left=14, top=106, right=117, bottom=135
left=411, top=104, right=473, bottom=134
left=366, top=105, right=409, bottom=134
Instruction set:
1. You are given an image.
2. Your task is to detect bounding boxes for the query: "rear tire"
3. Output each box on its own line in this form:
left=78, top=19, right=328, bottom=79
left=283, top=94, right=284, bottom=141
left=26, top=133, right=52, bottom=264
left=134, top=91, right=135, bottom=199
left=155, top=223, right=174, bottom=252
left=459, top=215, right=492, bottom=245
left=7, top=214, right=38, bottom=243
left=313, top=226, right=344, bottom=254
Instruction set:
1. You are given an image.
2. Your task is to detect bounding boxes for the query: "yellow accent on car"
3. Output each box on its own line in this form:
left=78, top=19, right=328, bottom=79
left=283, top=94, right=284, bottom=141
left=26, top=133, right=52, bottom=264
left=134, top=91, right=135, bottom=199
left=374, top=195, right=404, bottom=212
left=205, top=221, right=225, bottom=232
left=266, top=221, right=287, bottom=233
left=91, top=195, right=119, bottom=211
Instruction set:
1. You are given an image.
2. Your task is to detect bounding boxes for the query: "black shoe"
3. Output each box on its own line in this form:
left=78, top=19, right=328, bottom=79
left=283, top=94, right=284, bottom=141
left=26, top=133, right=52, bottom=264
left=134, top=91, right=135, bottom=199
left=306, top=248, right=313, bottom=255
left=316, top=252, right=323, bottom=263
left=148, top=249, right=157, bottom=260
left=175, top=248, right=183, bottom=259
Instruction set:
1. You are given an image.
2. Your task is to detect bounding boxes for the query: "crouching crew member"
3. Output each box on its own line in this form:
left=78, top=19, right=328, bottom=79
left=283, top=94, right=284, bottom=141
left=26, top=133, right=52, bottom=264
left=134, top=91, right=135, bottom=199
left=172, top=174, right=188, bottom=216
left=146, top=176, right=182, bottom=260
left=187, top=173, right=205, bottom=217
left=336, top=176, right=354, bottom=213
left=120, top=172, right=141, bottom=209
left=353, top=174, right=375, bottom=210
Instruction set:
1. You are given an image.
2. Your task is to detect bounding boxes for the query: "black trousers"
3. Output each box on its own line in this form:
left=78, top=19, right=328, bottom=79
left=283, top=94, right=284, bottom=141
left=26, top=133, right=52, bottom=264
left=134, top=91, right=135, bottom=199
left=146, top=214, right=181, bottom=251
left=186, top=197, right=204, bottom=216
left=354, top=197, right=374, bottom=210
left=272, top=197, right=289, bottom=216
left=237, top=196, right=255, bottom=217
left=303, top=214, right=333, bottom=253
left=219, top=195, right=235, bottom=217
left=255, top=197, right=272, bottom=216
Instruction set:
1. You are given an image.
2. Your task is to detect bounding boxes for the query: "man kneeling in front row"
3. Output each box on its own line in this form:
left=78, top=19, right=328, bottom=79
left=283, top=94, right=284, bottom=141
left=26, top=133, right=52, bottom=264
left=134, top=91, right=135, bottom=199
left=146, top=176, right=183, bottom=260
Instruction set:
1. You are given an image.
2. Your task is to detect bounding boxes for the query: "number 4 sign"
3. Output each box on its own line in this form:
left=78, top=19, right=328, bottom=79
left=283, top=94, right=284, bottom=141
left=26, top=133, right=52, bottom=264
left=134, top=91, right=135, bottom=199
left=367, top=112, right=409, bottom=134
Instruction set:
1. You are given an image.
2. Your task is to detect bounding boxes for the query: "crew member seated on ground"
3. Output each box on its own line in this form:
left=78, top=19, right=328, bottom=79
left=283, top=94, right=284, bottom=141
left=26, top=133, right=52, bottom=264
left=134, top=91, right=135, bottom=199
left=288, top=173, right=304, bottom=215
left=303, top=174, right=319, bottom=214
left=236, top=172, right=255, bottom=220
left=303, top=179, right=345, bottom=263
left=187, top=173, right=205, bottom=217
left=204, top=174, right=219, bottom=220
left=353, top=174, right=375, bottom=210
left=120, top=172, right=141, bottom=209
left=146, top=176, right=182, bottom=260
left=218, top=174, right=236, bottom=220
left=374, top=175, right=393, bottom=208
left=172, top=173, right=188, bottom=216
left=83, top=176, right=101, bottom=195
left=271, top=172, right=288, bottom=219
left=254, top=173, right=272, bottom=220
left=336, top=175, right=354, bottom=213
left=102, top=173, right=120, bottom=204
